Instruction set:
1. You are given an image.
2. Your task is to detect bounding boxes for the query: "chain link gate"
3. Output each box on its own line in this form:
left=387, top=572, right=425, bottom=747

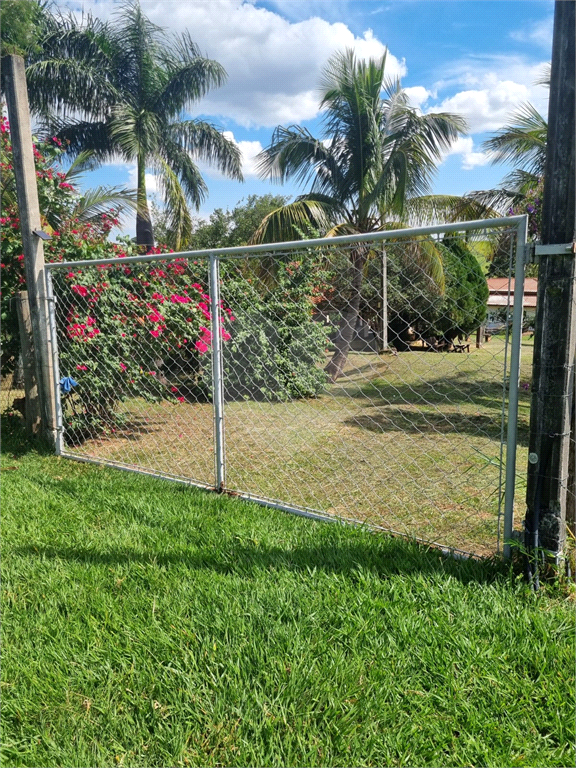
left=46, top=216, right=529, bottom=558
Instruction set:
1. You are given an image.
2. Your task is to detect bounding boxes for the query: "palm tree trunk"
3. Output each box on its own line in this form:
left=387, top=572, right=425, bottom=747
left=136, top=153, right=154, bottom=250
left=325, top=248, right=367, bottom=382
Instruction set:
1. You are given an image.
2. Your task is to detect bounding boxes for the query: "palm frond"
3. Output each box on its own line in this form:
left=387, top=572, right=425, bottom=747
left=157, top=32, right=227, bottom=116
left=482, top=102, right=547, bottom=176
left=61, top=150, right=100, bottom=178
left=460, top=188, right=524, bottom=214
left=404, top=195, right=502, bottom=226
left=43, top=117, right=116, bottom=162
left=167, top=120, right=243, bottom=181
left=155, top=139, right=208, bottom=211
left=250, top=198, right=336, bottom=244
left=71, top=185, right=137, bottom=224
left=154, top=157, right=193, bottom=250
left=256, top=125, right=336, bottom=189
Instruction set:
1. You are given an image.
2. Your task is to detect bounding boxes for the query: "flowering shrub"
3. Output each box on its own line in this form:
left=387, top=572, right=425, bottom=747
left=1, top=116, right=121, bottom=376
left=52, top=257, right=233, bottom=439
left=0, top=119, right=231, bottom=438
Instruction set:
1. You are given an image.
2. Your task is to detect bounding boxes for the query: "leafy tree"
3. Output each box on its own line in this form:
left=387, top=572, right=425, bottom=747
left=432, top=238, right=488, bottom=341
left=0, top=0, right=47, bottom=57
left=23, top=0, right=243, bottom=249
left=254, top=49, right=467, bottom=379
left=152, top=194, right=290, bottom=251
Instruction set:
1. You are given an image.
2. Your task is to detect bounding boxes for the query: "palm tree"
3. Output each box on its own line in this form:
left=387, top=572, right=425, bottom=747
left=24, top=1, right=243, bottom=249
left=253, top=49, right=467, bottom=380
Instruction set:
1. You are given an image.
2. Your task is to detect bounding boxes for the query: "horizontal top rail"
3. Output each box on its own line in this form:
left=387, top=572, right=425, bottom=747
left=46, top=215, right=528, bottom=271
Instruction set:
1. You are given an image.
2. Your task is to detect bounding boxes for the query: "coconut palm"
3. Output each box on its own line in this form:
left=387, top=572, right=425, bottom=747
left=24, top=1, right=243, bottom=249
left=254, top=49, right=467, bottom=380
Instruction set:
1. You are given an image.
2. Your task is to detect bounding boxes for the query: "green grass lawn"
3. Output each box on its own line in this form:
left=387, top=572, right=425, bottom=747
left=2, top=414, right=574, bottom=768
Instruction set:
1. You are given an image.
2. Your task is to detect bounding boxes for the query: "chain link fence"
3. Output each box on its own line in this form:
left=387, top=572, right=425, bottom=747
left=46, top=218, right=530, bottom=557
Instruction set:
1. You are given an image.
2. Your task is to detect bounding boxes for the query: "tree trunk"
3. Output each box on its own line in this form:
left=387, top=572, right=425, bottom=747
left=325, top=248, right=367, bottom=382
left=136, top=153, right=155, bottom=251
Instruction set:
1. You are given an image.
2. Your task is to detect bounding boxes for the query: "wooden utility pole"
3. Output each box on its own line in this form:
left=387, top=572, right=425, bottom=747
left=525, top=1, right=576, bottom=560
left=15, top=292, right=41, bottom=435
left=4, top=54, right=57, bottom=446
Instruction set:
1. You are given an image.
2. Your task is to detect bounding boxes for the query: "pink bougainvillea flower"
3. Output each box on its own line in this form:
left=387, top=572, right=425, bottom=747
left=71, top=284, right=88, bottom=297
left=177, top=396, right=186, bottom=403
left=119, top=363, right=127, bottom=371
left=76, top=364, right=88, bottom=371
left=195, top=339, right=209, bottom=354
left=197, top=302, right=211, bottom=320
left=171, top=386, right=178, bottom=393
left=150, top=329, right=160, bottom=338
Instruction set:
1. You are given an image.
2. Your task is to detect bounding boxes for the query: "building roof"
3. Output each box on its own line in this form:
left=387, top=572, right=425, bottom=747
left=486, top=278, right=538, bottom=309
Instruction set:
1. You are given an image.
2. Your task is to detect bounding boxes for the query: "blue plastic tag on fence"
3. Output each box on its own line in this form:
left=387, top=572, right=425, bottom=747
left=59, top=376, right=78, bottom=394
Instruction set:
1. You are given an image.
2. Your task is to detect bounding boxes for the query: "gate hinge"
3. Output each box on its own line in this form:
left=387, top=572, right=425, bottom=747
left=534, top=243, right=574, bottom=257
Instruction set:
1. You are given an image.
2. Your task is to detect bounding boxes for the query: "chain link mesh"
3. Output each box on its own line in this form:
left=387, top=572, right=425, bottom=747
left=48, top=227, right=532, bottom=557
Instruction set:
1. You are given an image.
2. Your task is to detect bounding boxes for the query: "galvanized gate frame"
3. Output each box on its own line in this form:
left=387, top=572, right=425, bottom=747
left=45, top=215, right=529, bottom=558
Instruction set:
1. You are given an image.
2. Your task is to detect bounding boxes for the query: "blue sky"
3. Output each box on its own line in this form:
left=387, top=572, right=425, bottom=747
left=63, top=0, right=553, bottom=235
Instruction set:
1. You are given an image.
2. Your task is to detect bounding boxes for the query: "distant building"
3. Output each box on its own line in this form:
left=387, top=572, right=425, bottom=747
left=486, top=278, right=538, bottom=328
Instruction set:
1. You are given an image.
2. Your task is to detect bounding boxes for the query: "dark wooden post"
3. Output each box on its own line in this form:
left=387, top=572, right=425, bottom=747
left=525, top=1, right=576, bottom=560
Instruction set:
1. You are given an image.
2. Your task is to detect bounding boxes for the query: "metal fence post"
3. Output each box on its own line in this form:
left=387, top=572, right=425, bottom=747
left=45, top=270, right=64, bottom=455
left=503, top=215, right=529, bottom=558
left=381, top=246, right=389, bottom=351
left=209, top=253, right=226, bottom=490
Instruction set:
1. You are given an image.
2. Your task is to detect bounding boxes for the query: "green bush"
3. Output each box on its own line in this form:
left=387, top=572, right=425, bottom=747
left=208, top=252, right=330, bottom=401
left=432, top=237, right=488, bottom=341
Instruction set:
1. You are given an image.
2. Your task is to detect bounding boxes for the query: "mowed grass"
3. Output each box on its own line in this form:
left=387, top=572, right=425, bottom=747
left=61, top=334, right=534, bottom=556
left=2, top=414, right=574, bottom=768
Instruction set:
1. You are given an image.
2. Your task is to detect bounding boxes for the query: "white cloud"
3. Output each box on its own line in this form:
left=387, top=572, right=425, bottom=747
left=403, top=86, right=432, bottom=110
left=442, top=137, right=490, bottom=171
left=428, top=56, right=549, bottom=133
left=223, top=132, right=264, bottom=178
left=73, top=0, right=405, bottom=128
left=510, top=17, right=554, bottom=50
